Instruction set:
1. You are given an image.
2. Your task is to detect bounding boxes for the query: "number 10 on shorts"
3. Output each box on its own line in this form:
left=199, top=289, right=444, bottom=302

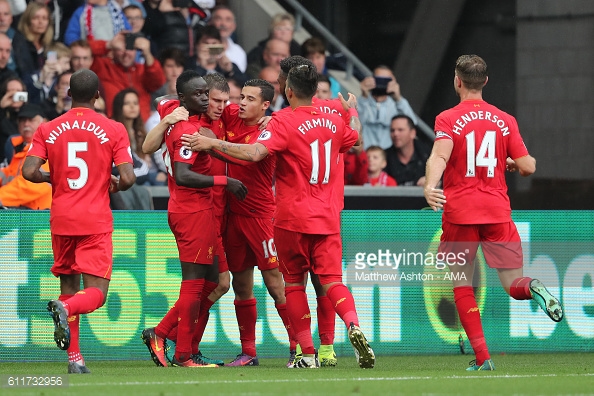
left=262, top=238, right=277, bottom=258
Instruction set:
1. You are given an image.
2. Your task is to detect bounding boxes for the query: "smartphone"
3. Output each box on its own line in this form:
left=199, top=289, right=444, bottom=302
left=125, top=33, right=138, bottom=50
left=47, top=51, right=57, bottom=62
left=206, top=44, right=225, bottom=56
left=372, top=76, right=392, bottom=95
left=13, top=92, right=28, bottom=102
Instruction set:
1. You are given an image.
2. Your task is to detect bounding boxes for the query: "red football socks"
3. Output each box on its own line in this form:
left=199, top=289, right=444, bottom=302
left=60, top=294, right=82, bottom=364
left=234, top=298, right=257, bottom=357
left=156, top=304, right=178, bottom=340
left=285, top=286, right=315, bottom=354
left=62, top=287, right=104, bottom=316
left=192, top=280, right=218, bottom=354
left=316, top=296, right=336, bottom=345
left=326, top=283, right=359, bottom=328
left=509, top=277, right=533, bottom=300
left=276, top=303, right=298, bottom=350
left=454, top=286, right=490, bottom=365
left=174, top=279, right=204, bottom=362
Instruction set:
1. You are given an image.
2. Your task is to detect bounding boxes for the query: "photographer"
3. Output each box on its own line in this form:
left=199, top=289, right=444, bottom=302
left=359, top=65, right=417, bottom=150
left=0, top=76, right=26, bottom=164
left=187, top=25, right=247, bottom=84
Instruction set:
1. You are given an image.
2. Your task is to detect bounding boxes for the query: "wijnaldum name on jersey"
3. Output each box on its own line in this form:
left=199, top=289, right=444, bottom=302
left=451, top=110, right=509, bottom=136
left=45, top=120, right=110, bottom=145
left=298, top=118, right=337, bottom=134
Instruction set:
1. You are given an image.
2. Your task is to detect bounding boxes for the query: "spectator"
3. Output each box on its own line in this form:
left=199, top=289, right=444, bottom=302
left=0, top=0, right=34, bottom=78
left=151, top=46, right=184, bottom=109
left=94, top=95, right=106, bottom=115
left=42, top=69, right=73, bottom=120
left=384, top=115, right=430, bottom=186
left=0, top=32, right=17, bottom=87
left=258, top=65, right=284, bottom=114
left=112, top=87, right=166, bottom=185
left=316, top=73, right=331, bottom=100
left=90, top=32, right=165, bottom=121
left=344, top=143, right=368, bottom=186
left=69, top=39, right=93, bottom=71
left=301, top=37, right=341, bottom=99
left=0, top=76, right=26, bottom=163
left=227, top=76, right=241, bottom=105
left=359, top=65, right=417, bottom=149
left=366, top=146, right=396, bottom=187
left=17, top=2, right=54, bottom=71
left=246, top=38, right=288, bottom=79
left=123, top=2, right=146, bottom=34
left=141, top=0, right=189, bottom=56
left=188, top=25, right=246, bottom=84
left=0, top=103, right=51, bottom=209
left=246, top=12, right=299, bottom=69
left=25, top=42, right=71, bottom=105
left=208, top=5, right=246, bottom=72
left=64, top=0, right=131, bottom=52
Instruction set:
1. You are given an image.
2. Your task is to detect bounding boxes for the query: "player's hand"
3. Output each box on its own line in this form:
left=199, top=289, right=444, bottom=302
left=198, top=126, right=216, bottom=139
left=181, top=133, right=214, bottom=152
left=109, top=175, right=120, bottom=193
left=424, top=187, right=446, bottom=211
left=226, top=177, right=248, bottom=201
left=416, top=176, right=426, bottom=186
left=338, top=92, right=358, bottom=112
left=506, top=157, right=518, bottom=172
left=257, top=115, right=271, bottom=130
left=163, top=106, right=189, bottom=125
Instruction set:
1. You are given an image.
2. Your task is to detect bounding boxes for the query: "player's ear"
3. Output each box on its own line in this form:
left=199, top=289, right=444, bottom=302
left=483, top=76, right=488, bottom=87
left=262, top=100, right=270, bottom=111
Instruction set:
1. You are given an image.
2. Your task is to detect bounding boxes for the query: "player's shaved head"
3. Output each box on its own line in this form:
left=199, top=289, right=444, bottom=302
left=286, top=64, right=318, bottom=99
left=280, top=55, right=314, bottom=76
left=244, top=79, right=274, bottom=103
left=69, top=69, right=99, bottom=102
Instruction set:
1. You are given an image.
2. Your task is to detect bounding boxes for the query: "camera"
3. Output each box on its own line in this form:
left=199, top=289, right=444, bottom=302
left=124, top=33, right=143, bottom=50
left=371, top=76, right=392, bottom=96
left=206, top=44, right=225, bottom=56
left=12, top=92, right=28, bottom=102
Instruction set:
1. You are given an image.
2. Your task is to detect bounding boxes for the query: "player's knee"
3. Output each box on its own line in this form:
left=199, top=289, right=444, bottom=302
left=217, top=279, right=230, bottom=295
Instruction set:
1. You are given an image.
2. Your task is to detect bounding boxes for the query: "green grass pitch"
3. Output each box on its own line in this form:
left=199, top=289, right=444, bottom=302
left=1, top=353, right=593, bottom=395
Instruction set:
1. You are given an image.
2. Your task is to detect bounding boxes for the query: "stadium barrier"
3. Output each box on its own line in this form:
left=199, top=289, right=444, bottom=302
left=1, top=210, right=592, bottom=362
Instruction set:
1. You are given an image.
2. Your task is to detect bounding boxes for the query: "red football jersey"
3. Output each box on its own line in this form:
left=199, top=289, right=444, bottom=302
left=27, top=107, right=132, bottom=235
left=222, top=104, right=275, bottom=218
left=434, top=99, right=529, bottom=224
left=158, top=100, right=213, bottom=213
left=259, top=106, right=358, bottom=234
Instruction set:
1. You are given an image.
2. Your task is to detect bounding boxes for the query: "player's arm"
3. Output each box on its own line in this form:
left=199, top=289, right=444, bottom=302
left=22, top=156, right=50, bottom=184
left=143, top=106, right=189, bottom=154
left=182, top=134, right=269, bottom=163
left=506, top=155, right=536, bottom=177
left=174, top=161, right=247, bottom=200
left=338, top=92, right=363, bottom=147
left=424, top=138, right=453, bottom=211
left=111, top=163, right=136, bottom=192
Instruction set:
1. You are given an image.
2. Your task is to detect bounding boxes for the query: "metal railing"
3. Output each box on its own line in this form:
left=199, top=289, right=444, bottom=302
left=282, top=0, right=435, bottom=140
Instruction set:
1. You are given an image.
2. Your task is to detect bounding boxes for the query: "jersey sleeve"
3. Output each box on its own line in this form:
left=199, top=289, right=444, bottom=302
left=26, top=125, right=48, bottom=160
left=256, top=117, right=288, bottom=155
left=157, top=99, right=181, bottom=118
left=112, top=122, right=134, bottom=166
left=171, top=124, right=199, bottom=164
left=434, top=113, right=454, bottom=141
left=339, top=119, right=358, bottom=153
left=506, top=117, right=529, bottom=159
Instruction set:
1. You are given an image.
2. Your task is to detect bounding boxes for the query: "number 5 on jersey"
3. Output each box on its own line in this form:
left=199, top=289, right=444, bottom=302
left=67, top=142, right=88, bottom=189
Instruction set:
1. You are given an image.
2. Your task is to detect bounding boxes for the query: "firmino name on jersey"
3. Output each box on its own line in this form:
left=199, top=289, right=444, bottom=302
left=452, top=111, right=509, bottom=136
left=298, top=118, right=337, bottom=134
left=45, top=120, right=110, bottom=145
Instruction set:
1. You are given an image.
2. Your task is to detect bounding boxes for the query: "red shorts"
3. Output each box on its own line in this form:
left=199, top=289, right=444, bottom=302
left=225, top=213, right=278, bottom=273
left=168, top=210, right=226, bottom=267
left=439, top=220, right=523, bottom=269
left=215, top=214, right=228, bottom=273
left=274, top=227, right=342, bottom=284
left=51, top=232, right=113, bottom=279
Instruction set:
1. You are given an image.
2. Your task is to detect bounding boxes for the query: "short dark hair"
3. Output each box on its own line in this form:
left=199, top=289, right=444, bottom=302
left=69, top=69, right=99, bottom=102
left=301, top=37, right=325, bottom=57
left=204, top=72, right=229, bottom=93
left=176, top=69, right=202, bottom=96
left=455, top=54, right=487, bottom=91
left=69, top=39, right=91, bottom=51
left=366, top=145, right=387, bottom=160
left=244, top=79, right=274, bottom=103
left=317, top=73, right=330, bottom=84
left=280, top=55, right=315, bottom=75
left=159, top=47, right=186, bottom=68
left=196, top=25, right=221, bottom=43
left=286, top=64, right=318, bottom=99
left=391, top=114, right=416, bottom=130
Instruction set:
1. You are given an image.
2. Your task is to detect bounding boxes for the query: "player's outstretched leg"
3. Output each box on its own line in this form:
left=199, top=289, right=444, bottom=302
left=47, top=300, right=70, bottom=350
left=529, top=279, right=564, bottom=322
